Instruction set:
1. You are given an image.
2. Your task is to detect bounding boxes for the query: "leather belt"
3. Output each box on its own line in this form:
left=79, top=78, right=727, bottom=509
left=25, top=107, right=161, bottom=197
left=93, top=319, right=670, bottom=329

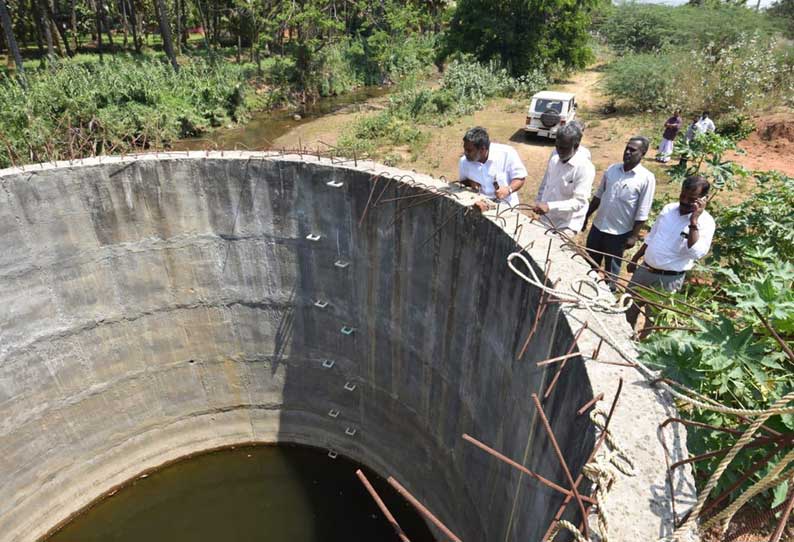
left=646, top=265, right=684, bottom=277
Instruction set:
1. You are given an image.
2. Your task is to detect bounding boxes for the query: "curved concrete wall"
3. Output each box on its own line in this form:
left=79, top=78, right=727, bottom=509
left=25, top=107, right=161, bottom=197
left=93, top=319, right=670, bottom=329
left=0, top=153, right=691, bottom=542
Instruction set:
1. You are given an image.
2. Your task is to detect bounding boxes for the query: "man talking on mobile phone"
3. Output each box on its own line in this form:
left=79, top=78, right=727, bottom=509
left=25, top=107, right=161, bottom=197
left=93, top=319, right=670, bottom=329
left=625, top=175, right=716, bottom=335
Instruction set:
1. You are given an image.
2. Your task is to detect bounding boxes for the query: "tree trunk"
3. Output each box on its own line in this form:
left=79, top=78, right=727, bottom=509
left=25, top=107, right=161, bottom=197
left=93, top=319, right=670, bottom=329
left=97, top=0, right=113, bottom=47
left=92, top=0, right=104, bottom=60
left=33, top=0, right=56, bottom=61
left=120, top=0, right=128, bottom=48
left=46, top=0, right=70, bottom=56
left=127, top=0, right=140, bottom=53
left=154, top=0, right=179, bottom=71
left=192, top=0, right=210, bottom=52
left=173, top=0, right=181, bottom=54
left=70, top=0, right=78, bottom=50
left=0, top=0, right=26, bottom=84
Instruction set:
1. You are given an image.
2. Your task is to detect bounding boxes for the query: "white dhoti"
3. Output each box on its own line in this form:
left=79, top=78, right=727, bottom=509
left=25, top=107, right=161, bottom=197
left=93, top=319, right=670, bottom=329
left=657, top=138, right=674, bottom=162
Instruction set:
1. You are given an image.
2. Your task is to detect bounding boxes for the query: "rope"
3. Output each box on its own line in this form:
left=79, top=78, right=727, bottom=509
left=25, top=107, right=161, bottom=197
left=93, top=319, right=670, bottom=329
left=701, top=449, right=794, bottom=533
left=545, top=408, right=638, bottom=542
left=507, top=252, right=633, bottom=315
left=675, top=390, right=794, bottom=537
left=507, top=244, right=794, bottom=541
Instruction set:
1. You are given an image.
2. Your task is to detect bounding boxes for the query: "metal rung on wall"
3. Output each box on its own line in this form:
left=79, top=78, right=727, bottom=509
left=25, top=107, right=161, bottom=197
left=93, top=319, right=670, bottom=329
left=314, top=300, right=329, bottom=308
left=321, top=359, right=335, bottom=369
left=345, top=427, right=357, bottom=437
left=328, top=409, right=340, bottom=418
left=334, top=260, right=350, bottom=269
left=326, top=180, right=344, bottom=188
left=306, top=233, right=321, bottom=242
left=327, top=450, right=338, bottom=459
left=344, top=381, right=357, bottom=392
left=341, top=326, right=355, bottom=336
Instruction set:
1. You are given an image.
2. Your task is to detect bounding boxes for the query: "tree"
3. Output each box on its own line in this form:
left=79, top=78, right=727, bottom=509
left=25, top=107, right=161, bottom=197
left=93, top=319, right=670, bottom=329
left=0, top=0, right=26, bottom=83
left=155, top=0, right=179, bottom=71
left=442, top=0, right=599, bottom=76
left=769, top=0, right=794, bottom=37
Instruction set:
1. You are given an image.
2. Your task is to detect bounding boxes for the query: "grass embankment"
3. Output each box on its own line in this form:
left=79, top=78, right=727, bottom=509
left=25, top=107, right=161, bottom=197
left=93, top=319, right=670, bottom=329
left=0, top=55, right=257, bottom=168
left=0, top=33, right=438, bottom=169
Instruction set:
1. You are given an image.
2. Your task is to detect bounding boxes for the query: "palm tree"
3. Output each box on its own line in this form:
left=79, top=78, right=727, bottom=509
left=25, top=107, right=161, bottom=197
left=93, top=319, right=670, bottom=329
left=0, top=0, right=26, bottom=85
left=155, top=0, right=179, bottom=71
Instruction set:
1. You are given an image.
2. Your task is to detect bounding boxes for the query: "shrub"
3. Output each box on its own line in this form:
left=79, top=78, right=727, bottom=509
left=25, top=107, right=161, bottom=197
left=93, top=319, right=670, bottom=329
left=337, top=59, right=548, bottom=160
left=603, top=32, right=793, bottom=114
left=597, top=4, right=778, bottom=54
left=0, top=57, right=253, bottom=168
left=602, top=53, right=675, bottom=111
left=716, top=113, right=756, bottom=141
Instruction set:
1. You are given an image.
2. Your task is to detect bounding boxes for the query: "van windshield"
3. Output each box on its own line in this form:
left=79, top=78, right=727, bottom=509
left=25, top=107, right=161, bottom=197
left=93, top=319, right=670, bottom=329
left=534, top=99, right=564, bottom=113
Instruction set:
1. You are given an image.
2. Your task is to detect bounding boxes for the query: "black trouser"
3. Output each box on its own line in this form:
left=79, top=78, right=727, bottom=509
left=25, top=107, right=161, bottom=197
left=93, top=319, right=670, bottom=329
left=585, top=226, right=631, bottom=290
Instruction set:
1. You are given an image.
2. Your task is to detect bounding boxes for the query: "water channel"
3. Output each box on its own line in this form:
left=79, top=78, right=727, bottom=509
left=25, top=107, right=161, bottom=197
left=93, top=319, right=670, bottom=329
left=173, top=86, right=390, bottom=152
left=45, top=445, right=436, bottom=542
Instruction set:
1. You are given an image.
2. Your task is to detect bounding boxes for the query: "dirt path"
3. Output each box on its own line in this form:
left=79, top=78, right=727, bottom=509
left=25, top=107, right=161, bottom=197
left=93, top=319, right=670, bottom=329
left=274, top=66, right=793, bottom=200
left=273, top=65, right=658, bottom=199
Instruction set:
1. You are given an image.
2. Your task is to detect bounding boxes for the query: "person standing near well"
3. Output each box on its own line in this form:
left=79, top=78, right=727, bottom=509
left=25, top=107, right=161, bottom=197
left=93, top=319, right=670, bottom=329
left=625, top=175, right=715, bottom=335
left=584, top=136, right=656, bottom=290
left=656, top=109, right=682, bottom=163
left=532, top=123, right=596, bottom=234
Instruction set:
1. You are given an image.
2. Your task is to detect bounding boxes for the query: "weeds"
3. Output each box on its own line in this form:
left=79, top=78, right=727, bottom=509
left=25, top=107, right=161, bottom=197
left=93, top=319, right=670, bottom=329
left=337, top=58, right=548, bottom=161
left=0, top=56, right=256, bottom=167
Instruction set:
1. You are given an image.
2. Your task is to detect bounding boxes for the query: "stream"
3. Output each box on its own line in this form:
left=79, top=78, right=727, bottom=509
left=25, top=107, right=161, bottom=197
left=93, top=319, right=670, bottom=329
left=173, top=86, right=390, bottom=152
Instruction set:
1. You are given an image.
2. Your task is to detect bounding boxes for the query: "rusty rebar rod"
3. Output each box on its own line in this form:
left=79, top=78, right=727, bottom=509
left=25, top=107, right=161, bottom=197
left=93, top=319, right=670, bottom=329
left=517, top=259, right=553, bottom=360
left=577, top=393, right=604, bottom=416
left=536, top=351, right=583, bottom=367
left=543, top=322, right=589, bottom=400
left=542, top=378, right=623, bottom=541
left=770, top=479, right=794, bottom=542
left=592, top=338, right=604, bottom=360
left=531, top=393, right=590, bottom=540
left=461, top=434, right=596, bottom=504
left=670, top=433, right=793, bottom=471
left=356, top=469, right=412, bottom=542
left=387, top=477, right=463, bottom=542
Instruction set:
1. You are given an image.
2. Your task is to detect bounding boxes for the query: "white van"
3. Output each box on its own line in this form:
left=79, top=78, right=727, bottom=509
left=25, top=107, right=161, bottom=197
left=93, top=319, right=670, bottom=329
left=524, top=91, right=577, bottom=139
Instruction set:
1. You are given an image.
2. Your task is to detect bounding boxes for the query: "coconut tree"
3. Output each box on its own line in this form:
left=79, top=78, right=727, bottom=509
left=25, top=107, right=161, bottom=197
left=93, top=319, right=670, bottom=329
left=0, top=0, right=26, bottom=85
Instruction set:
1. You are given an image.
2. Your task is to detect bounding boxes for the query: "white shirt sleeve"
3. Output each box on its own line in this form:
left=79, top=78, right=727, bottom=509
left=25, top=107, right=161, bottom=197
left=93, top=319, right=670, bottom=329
left=536, top=153, right=554, bottom=201
left=547, top=161, right=595, bottom=213
left=687, top=213, right=715, bottom=260
left=506, top=146, right=528, bottom=181
left=634, top=172, right=656, bottom=221
left=458, top=156, right=467, bottom=181
left=644, top=203, right=671, bottom=244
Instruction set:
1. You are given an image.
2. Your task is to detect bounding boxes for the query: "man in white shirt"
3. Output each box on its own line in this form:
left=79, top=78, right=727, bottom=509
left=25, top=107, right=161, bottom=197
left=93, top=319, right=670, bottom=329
left=626, top=175, right=715, bottom=333
left=532, top=123, right=596, bottom=233
left=459, top=126, right=527, bottom=211
left=584, top=136, right=656, bottom=290
left=695, top=111, right=715, bottom=135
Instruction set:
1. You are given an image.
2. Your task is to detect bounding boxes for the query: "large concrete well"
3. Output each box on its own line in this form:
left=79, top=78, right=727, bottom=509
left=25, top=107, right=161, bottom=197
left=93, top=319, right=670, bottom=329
left=0, top=153, right=693, bottom=542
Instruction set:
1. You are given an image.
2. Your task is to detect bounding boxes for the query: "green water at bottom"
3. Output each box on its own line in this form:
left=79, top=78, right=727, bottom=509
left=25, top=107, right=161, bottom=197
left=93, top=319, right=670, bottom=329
left=46, top=445, right=436, bottom=542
